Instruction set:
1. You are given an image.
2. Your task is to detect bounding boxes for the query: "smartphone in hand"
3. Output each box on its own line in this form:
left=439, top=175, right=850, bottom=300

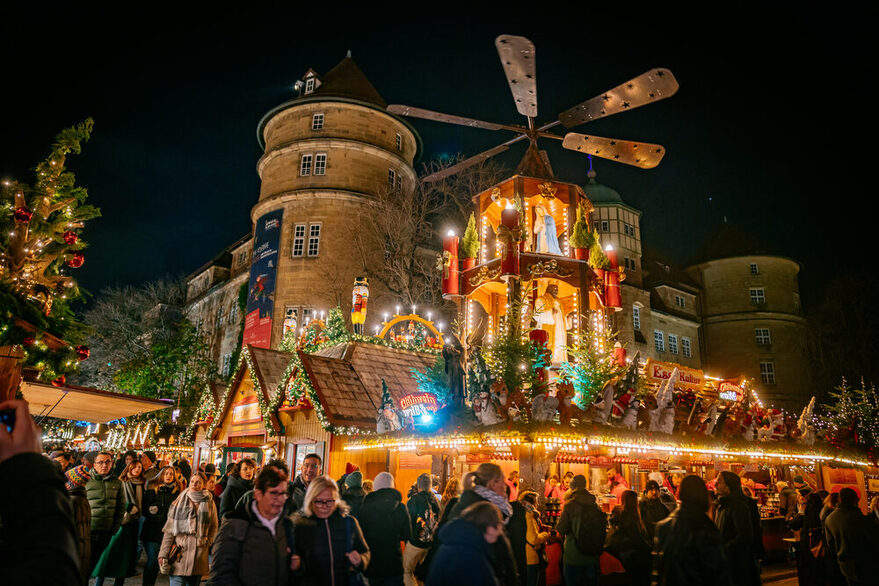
left=0, top=409, right=14, bottom=433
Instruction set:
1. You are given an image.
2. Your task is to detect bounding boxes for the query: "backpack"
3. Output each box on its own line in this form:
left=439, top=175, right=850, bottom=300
left=572, top=504, right=607, bottom=556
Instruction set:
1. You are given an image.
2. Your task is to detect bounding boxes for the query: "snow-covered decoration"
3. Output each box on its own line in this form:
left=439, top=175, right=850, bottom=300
left=649, top=368, right=677, bottom=434
left=797, top=397, right=817, bottom=446
left=621, top=399, right=640, bottom=430
left=591, top=380, right=615, bottom=424
left=531, top=393, right=559, bottom=422
left=473, top=391, right=503, bottom=425
left=700, top=402, right=719, bottom=435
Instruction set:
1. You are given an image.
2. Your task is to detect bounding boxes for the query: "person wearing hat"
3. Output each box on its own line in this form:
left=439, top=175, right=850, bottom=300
left=556, top=474, right=606, bottom=586
left=342, top=470, right=367, bottom=519
left=66, top=465, right=92, bottom=585
left=358, top=472, right=412, bottom=585
left=50, top=449, right=71, bottom=473
left=714, top=471, right=759, bottom=586
left=639, top=479, right=670, bottom=540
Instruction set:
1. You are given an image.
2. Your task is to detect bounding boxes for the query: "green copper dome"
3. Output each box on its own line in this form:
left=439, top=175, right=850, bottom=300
left=582, top=176, right=623, bottom=204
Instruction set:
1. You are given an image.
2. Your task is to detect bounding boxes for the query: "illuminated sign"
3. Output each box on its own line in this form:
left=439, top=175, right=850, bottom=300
left=718, top=381, right=744, bottom=402
left=231, top=396, right=261, bottom=425
left=644, top=359, right=704, bottom=390
left=399, top=392, right=439, bottom=416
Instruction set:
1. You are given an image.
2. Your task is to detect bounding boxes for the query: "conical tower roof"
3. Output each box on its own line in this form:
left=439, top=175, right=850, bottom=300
left=309, top=57, right=386, bottom=108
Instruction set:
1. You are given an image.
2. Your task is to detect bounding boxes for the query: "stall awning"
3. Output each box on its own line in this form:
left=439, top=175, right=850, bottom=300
left=21, top=381, right=173, bottom=423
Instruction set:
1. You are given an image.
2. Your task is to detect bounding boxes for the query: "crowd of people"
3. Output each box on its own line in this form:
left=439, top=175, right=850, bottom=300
left=3, top=399, right=879, bottom=585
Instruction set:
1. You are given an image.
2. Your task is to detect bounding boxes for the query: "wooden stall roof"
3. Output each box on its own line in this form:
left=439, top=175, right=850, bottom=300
left=248, top=346, right=292, bottom=401
left=21, top=381, right=172, bottom=423
left=305, top=342, right=438, bottom=429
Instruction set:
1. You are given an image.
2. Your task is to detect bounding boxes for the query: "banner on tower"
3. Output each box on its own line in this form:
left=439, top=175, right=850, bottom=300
left=243, top=209, right=283, bottom=349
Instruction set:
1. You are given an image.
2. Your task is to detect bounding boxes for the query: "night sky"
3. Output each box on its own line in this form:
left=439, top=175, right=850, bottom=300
left=2, top=6, right=876, bottom=310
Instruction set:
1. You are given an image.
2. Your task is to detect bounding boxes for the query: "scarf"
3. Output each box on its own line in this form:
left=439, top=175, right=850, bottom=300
left=163, top=488, right=213, bottom=545
left=473, top=485, right=513, bottom=521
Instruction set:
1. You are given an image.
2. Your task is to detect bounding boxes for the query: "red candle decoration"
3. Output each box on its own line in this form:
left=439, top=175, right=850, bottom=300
left=604, top=245, right=622, bottom=310
left=66, top=252, right=85, bottom=268
left=63, top=230, right=78, bottom=245
left=613, top=343, right=627, bottom=367
left=75, top=345, right=90, bottom=360
left=13, top=206, right=33, bottom=223
left=500, top=204, right=520, bottom=279
left=442, top=231, right=459, bottom=296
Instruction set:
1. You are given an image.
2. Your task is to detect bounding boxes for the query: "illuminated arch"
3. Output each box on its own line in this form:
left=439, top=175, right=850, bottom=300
left=378, top=313, right=444, bottom=346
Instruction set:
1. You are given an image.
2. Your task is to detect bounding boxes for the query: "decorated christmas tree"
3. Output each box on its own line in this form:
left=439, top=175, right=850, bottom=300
left=818, top=378, right=879, bottom=459
left=0, top=119, right=100, bottom=389
left=559, top=314, right=626, bottom=409
left=460, top=212, right=479, bottom=259
left=325, top=306, right=349, bottom=341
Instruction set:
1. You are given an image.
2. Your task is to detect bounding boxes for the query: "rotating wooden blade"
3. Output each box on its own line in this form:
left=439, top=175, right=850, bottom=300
left=558, top=68, right=679, bottom=128
left=562, top=133, right=666, bottom=169
left=422, top=143, right=518, bottom=183
left=495, top=35, right=537, bottom=118
left=387, top=105, right=524, bottom=132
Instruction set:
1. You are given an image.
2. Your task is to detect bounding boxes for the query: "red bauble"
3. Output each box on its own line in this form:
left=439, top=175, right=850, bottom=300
left=63, top=230, right=78, bottom=245
left=51, top=375, right=66, bottom=387
left=22, top=336, right=36, bottom=347
left=13, top=206, right=33, bottom=223
left=75, top=345, right=90, bottom=360
left=66, top=253, right=85, bottom=268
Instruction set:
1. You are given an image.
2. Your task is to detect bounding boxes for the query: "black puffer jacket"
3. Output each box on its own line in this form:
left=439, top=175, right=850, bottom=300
left=140, top=484, right=179, bottom=543
left=640, top=497, right=670, bottom=540
left=653, top=504, right=731, bottom=586
left=210, top=496, right=294, bottom=586
left=219, top=474, right=253, bottom=518
left=292, top=509, right=371, bottom=586
left=342, top=486, right=367, bottom=520
left=447, top=489, right=520, bottom=586
left=357, top=488, right=410, bottom=580
left=426, top=518, right=499, bottom=586
left=289, top=474, right=308, bottom=513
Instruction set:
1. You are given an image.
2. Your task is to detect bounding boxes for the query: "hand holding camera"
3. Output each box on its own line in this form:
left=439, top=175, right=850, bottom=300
left=0, top=400, right=41, bottom=465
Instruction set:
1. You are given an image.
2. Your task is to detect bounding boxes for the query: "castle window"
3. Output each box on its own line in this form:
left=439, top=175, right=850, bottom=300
left=221, top=353, right=232, bottom=377
left=668, top=334, right=678, bottom=354
left=760, top=361, right=776, bottom=384
left=292, top=224, right=306, bottom=257
left=395, top=133, right=402, bottom=151
left=750, top=262, right=759, bottom=275
left=750, top=288, right=766, bottom=305
left=300, top=154, right=312, bottom=176
left=307, top=224, right=321, bottom=257
left=654, top=330, right=665, bottom=353
left=311, top=113, right=324, bottom=130
left=216, top=305, right=224, bottom=326
left=624, top=223, right=634, bottom=236
left=755, top=328, right=772, bottom=345
left=388, top=168, right=396, bottom=189
left=305, top=77, right=315, bottom=94
left=682, top=337, right=692, bottom=358
left=632, top=306, right=641, bottom=331
left=395, top=174, right=403, bottom=191
left=601, top=220, right=609, bottom=232
left=675, top=295, right=686, bottom=308
left=314, top=153, right=327, bottom=176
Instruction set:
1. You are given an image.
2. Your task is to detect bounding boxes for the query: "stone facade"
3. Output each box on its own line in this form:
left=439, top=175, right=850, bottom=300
left=185, top=57, right=419, bottom=359
left=686, top=255, right=811, bottom=408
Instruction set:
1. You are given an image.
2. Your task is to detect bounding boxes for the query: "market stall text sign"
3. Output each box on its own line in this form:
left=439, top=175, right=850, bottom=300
left=231, top=396, right=261, bottom=425
left=399, top=392, right=439, bottom=416
left=718, top=381, right=745, bottom=402
left=645, top=359, right=704, bottom=390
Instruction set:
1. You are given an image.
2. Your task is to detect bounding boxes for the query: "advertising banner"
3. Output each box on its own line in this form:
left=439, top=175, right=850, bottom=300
left=243, top=209, right=283, bottom=348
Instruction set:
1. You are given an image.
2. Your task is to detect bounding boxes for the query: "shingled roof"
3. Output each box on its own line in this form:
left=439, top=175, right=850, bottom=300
left=248, top=346, right=293, bottom=403
left=305, top=342, right=437, bottom=429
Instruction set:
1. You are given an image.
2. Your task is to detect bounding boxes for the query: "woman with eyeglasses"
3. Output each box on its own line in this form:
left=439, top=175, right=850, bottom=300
left=291, top=474, right=371, bottom=585
left=210, top=466, right=296, bottom=585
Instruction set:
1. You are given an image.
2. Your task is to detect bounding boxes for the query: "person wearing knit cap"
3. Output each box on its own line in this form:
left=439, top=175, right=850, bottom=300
left=404, top=473, right=441, bottom=585
left=342, top=470, right=367, bottom=518
left=640, top=479, right=670, bottom=540
left=557, top=473, right=606, bottom=585
left=358, top=472, right=411, bottom=584
left=66, top=465, right=92, bottom=584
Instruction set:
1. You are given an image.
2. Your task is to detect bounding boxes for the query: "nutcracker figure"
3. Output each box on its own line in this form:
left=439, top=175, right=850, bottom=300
left=351, top=276, right=369, bottom=335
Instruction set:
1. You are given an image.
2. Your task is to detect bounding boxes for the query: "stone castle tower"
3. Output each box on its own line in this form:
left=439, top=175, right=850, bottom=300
left=184, top=56, right=420, bottom=371
left=245, top=56, right=421, bottom=348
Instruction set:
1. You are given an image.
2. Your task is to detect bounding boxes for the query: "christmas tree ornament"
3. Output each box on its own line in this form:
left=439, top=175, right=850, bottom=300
left=22, top=336, right=36, bottom=347
left=62, top=230, right=78, bottom=245
left=13, top=206, right=33, bottom=223
left=66, top=253, right=85, bottom=268
left=75, top=345, right=90, bottom=360
left=51, top=375, right=66, bottom=387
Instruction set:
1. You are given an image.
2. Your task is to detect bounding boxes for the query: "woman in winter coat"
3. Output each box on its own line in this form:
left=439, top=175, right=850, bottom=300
left=427, top=501, right=504, bottom=586
left=92, top=460, right=146, bottom=585
left=65, top=464, right=92, bottom=585
left=218, top=457, right=255, bottom=518
left=605, top=490, right=651, bottom=586
left=789, top=491, right=826, bottom=586
left=291, top=474, right=371, bottom=586
left=141, top=466, right=181, bottom=586
left=519, top=491, right=549, bottom=586
left=158, top=472, right=219, bottom=586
